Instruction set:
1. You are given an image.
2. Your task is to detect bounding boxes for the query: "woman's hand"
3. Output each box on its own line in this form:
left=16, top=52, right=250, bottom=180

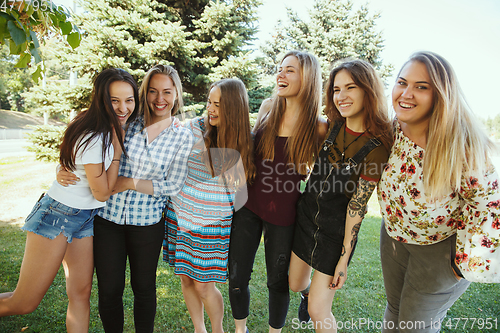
left=111, top=176, right=134, bottom=195
left=112, top=126, right=125, bottom=158
left=56, top=167, right=79, bottom=187
left=329, top=259, right=348, bottom=290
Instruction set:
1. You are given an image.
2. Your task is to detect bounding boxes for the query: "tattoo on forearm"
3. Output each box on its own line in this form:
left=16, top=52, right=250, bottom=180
left=348, top=179, right=376, bottom=218
left=350, top=222, right=362, bottom=249
left=340, top=245, right=346, bottom=257
left=339, top=271, right=345, bottom=277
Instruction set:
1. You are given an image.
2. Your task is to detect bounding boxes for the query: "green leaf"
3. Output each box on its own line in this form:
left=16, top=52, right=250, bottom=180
left=29, top=44, right=42, bottom=63
left=0, top=12, right=14, bottom=21
left=15, top=52, right=31, bottom=68
left=29, top=31, right=40, bottom=48
left=32, top=64, right=43, bottom=83
left=59, top=20, right=72, bottom=35
left=8, top=10, right=19, bottom=20
left=9, top=39, right=26, bottom=54
left=26, top=4, right=35, bottom=17
left=67, top=32, right=81, bottom=49
left=0, top=17, right=6, bottom=40
left=7, top=20, right=26, bottom=45
left=49, top=13, right=59, bottom=26
left=54, top=8, right=67, bottom=22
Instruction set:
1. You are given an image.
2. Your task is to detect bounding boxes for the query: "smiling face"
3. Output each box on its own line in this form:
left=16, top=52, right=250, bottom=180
left=207, top=86, right=221, bottom=127
left=333, top=69, right=366, bottom=128
left=147, top=74, right=177, bottom=123
left=276, top=55, right=301, bottom=99
left=392, top=60, right=434, bottom=129
left=109, top=81, right=135, bottom=126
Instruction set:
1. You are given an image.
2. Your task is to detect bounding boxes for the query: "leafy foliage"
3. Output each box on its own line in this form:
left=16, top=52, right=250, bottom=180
left=0, top=44, right=33, bottom=111
left=25, top=124, right=64, bottom=162
left=0, top=0, right=81, bottom=82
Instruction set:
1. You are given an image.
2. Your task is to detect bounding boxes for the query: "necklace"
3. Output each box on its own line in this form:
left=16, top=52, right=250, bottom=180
left=341, top=123, right=366, bottom=163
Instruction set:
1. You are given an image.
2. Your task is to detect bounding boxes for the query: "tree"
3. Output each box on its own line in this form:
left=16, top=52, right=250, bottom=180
left=31, top=0, right=262, bottom=119
left=0, top=44, right=33, bottom=111
left=259, top=0, right=392, bottom=80
left=0, top=0, right=81, bottom=82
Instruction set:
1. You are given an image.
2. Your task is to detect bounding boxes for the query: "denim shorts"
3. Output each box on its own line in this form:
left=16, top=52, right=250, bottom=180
left=21, top=194, right=97, bottom=243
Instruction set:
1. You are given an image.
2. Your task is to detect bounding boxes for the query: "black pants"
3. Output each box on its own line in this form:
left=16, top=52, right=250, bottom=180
left=228, top=207, right=295, bottom=329
left=93, top=215, right=164, bottom=333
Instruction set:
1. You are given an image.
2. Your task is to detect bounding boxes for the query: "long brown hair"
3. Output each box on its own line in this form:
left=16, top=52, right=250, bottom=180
left=59, top=68, right=139, bottom=171
left=256, top=50, right=323, bottom=175
left=139, top=64, right=183, bottom=127
left=203, top=78, right=256, bottom=184
left=325, top=59, right=393, bottom=152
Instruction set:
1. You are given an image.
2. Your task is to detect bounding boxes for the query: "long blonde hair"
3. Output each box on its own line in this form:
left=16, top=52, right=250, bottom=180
left=139, top=64, right=183, bottom=126
left=203, top=78, right=256, bottom=184
left=404, top=51, right=495, bottom=199
left=256, top=50, right=323, bottom=175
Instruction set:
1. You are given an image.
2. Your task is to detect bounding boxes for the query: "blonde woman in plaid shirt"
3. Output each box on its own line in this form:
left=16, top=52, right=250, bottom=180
left=58, top=65, right=194, bottom=333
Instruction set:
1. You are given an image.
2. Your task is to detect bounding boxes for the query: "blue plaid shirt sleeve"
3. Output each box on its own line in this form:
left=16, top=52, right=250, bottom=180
left=152, top=128, right=194, bottom=197
left=98, top=116, right=195, bottom=226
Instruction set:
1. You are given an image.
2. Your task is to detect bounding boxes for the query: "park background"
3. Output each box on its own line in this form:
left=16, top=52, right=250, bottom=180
left=1, top=0, right=500, bottom=332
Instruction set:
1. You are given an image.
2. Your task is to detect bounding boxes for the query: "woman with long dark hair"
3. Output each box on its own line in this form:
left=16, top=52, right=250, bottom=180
left=289, top=59, right=392, bottom=332
left=57, top=64, right=194, bottom=332
left=0, top=68, right=138, bottom=332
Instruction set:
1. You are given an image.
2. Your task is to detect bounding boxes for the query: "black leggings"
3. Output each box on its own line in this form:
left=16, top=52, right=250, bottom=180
left=228, top=207, right=295, bottom=329
left=93, top=215, right=164, bottom=333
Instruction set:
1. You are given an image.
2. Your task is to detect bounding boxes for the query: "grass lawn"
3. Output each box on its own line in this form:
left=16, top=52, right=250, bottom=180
left=0, top=156, right=499, bottom=332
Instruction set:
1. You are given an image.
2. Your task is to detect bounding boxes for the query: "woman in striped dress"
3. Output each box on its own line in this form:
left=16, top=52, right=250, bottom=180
left=164, top=78, right=255, bottom=333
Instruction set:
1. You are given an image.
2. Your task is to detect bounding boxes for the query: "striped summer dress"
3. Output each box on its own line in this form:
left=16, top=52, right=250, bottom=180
left=163, top=117, right=235, bottom=283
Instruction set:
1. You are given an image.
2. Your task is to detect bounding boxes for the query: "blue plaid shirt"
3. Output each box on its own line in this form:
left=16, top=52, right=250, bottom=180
left=99, top=116, right=194, bottom=226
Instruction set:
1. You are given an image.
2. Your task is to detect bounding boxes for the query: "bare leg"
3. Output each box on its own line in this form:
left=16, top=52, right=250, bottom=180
left=288, top=252, right=313, bottom=293
left=308, top=271, right=337, bottom=333
left=269, top=325, right=282, bottom=333
left=0, top=232, right=68, bottom=316
left=62, top=236, right=93, bottom=333
left=180, top=275, right=207, bottom=333
left=234, top=318, right=248, bottom=333
left=193, top=281, right=224, bottom=333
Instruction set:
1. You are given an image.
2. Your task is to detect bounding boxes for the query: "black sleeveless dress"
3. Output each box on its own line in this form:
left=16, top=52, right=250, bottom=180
left=292, top=121, right=381, bottom=275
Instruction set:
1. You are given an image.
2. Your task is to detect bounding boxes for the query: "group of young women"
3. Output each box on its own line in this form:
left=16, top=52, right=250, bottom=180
left=0, top=48, right=498, bottom=333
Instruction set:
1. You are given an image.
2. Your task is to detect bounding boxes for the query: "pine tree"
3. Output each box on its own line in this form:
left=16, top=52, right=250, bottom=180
left=259, top=0, right=392, bottom=79
left=29, top=0, right=262, bottom=118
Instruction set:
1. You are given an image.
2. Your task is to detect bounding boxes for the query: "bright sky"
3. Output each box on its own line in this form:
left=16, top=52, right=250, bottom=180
left=255, top=0, right=500, bottom=119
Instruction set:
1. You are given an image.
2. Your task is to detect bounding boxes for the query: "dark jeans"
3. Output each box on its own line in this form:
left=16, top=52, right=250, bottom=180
left=228, top=207, right=295, bottom=329
left=93, top=215, right=164, bottom=333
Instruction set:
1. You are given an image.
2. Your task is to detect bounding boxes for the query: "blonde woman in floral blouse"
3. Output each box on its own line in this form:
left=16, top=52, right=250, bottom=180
left=378, top=51, right=499, bottom=333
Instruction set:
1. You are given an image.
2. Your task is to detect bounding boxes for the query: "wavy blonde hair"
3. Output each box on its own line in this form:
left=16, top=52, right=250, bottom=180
left=256, top=50, right=323, bottom=175
left=139, top=64, right=183, bottom=127
left=403, top=51, right=495, bottom=199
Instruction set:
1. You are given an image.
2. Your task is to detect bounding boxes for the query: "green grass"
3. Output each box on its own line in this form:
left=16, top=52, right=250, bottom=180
left=0, top=157, right=499, bottom=332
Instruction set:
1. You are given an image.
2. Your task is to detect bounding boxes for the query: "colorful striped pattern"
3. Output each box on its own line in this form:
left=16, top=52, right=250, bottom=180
left=163, top=118, right=234, bottom=283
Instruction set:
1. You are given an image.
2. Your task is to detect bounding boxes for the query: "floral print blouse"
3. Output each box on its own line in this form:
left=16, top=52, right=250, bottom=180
left=378, top=121, right=500, bottom=281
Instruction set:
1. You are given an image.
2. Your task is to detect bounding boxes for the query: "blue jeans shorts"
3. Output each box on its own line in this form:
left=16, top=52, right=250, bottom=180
left=21, top=194, right=98, bottom=243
